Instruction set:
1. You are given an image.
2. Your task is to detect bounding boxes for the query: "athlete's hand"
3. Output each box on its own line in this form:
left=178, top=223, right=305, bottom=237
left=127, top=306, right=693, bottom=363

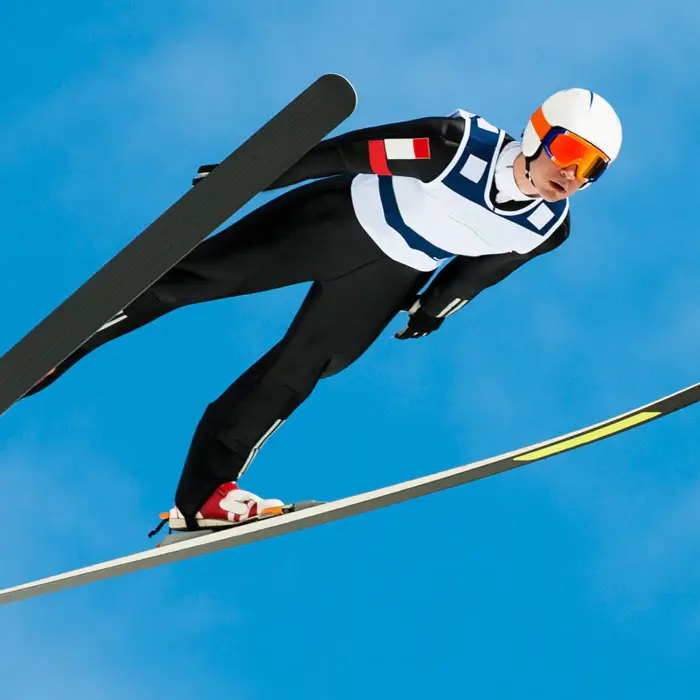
left=192, top=164, right=219, bottom=186
left=394, top=305, right=444, bottom=340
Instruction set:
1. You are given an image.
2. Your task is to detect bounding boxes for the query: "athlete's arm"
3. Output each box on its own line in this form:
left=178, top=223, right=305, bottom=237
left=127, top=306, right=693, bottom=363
left=193, top=116, right=466, bottom=188
left=394, top=218, right=571, bottom=340
left=419, top=217, right=570, bottom=317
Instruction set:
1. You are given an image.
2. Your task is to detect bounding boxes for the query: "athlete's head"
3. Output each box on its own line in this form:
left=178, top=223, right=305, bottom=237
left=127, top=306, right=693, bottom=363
left=518, top=88, right=623, bottom=202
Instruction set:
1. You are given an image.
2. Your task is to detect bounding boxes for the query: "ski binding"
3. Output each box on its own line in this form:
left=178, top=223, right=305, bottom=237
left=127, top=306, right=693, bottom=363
left=152, top=500, right=325, bottom=547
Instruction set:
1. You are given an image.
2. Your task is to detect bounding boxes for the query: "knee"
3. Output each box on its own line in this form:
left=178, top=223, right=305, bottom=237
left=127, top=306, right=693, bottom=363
left=320, top=352, right=357, bottom=378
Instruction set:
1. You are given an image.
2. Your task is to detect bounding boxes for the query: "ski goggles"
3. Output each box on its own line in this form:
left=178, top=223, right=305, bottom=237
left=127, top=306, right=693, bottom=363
left=531, top=106, right=610, bottom=183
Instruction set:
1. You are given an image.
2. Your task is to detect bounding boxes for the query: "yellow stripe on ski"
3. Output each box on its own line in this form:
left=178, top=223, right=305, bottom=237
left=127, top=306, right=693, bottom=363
left=513, top=411, right=661, bottom=462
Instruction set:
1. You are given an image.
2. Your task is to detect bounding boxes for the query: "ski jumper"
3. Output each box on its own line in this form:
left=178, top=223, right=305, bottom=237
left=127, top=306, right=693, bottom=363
left=28, top=110, right=571, bottom=525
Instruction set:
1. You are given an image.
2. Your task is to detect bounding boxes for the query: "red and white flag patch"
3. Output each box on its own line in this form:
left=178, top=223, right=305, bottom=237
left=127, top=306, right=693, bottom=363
left=368, top=138, right=431, bottom=175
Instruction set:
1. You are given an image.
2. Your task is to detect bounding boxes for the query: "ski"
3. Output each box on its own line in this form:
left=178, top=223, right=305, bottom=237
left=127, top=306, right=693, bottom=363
left=1, top=380, right=698, bottom=606
left=0, top=73, right=357, bottom=416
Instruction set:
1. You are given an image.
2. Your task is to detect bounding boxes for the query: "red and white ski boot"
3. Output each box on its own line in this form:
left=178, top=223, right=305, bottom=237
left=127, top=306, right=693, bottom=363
left=163, top=482, right=285, bottom=531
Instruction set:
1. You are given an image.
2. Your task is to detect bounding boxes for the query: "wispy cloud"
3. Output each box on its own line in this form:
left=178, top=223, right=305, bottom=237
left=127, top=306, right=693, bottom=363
left=0, top=432, right=255, bottom=699
left=0, top=434, right=145, bottom=583
left=3, top=0, right=700, bottom=695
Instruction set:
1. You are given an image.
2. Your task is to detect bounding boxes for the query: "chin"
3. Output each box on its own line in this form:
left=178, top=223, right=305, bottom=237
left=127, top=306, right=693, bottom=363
left=540, top=190, right=566, bottom=203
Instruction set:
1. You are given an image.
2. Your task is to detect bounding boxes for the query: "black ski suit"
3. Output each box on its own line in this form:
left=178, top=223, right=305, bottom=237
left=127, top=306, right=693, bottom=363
left=28, top=115, right=569, bottom=524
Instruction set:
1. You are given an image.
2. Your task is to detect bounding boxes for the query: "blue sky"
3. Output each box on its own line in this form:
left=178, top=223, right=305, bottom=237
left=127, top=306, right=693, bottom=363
left=2, top=0, right=700, bottom=697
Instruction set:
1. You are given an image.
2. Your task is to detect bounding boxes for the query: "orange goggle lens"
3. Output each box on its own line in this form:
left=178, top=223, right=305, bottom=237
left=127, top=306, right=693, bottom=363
left=546, top=130, right=609, bottom=182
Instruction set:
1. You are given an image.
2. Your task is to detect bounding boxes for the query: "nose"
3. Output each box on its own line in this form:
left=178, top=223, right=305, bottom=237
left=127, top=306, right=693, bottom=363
left=560, top=164, right=577, bottom=179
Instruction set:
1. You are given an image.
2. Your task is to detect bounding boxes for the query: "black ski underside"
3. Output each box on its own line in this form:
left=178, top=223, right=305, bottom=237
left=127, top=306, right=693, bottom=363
left=0, top=74, right=356, bottom=416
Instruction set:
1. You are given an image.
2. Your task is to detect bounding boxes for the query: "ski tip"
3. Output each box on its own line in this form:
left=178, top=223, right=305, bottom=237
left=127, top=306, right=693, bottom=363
left=317, top=73, right=357, bottom=106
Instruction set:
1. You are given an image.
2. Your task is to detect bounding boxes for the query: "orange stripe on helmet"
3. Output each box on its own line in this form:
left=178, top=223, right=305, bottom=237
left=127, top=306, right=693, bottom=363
left=531, top=106, right=552, bottom=140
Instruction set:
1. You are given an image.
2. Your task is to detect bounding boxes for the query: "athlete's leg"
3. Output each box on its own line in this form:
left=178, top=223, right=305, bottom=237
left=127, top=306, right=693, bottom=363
left=173, top=255, right=428, bottom=523
left=27, top=177, right=382, bottom=396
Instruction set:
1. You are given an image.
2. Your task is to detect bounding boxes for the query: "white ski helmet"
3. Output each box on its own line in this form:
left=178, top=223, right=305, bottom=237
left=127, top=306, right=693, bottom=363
left=521, top=88, right=623, bottom=180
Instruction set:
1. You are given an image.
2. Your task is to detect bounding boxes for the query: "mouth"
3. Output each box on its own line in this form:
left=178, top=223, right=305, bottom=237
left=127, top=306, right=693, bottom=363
left=550, top=180, right=566, bottom=194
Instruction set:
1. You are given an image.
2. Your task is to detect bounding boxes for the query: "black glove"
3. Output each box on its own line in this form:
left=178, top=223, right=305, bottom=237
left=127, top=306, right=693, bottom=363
left=394, top=304, right=444, bottom=340
left=192, top=164, right=219, bottom=186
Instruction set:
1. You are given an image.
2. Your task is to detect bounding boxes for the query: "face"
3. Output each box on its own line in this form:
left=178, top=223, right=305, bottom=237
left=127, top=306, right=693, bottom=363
left=529, top=150, right=585, bottom=202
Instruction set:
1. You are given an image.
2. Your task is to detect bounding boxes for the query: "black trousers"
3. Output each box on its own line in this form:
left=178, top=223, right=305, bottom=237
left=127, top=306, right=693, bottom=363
left=29, top=176, right=428, bottom=520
